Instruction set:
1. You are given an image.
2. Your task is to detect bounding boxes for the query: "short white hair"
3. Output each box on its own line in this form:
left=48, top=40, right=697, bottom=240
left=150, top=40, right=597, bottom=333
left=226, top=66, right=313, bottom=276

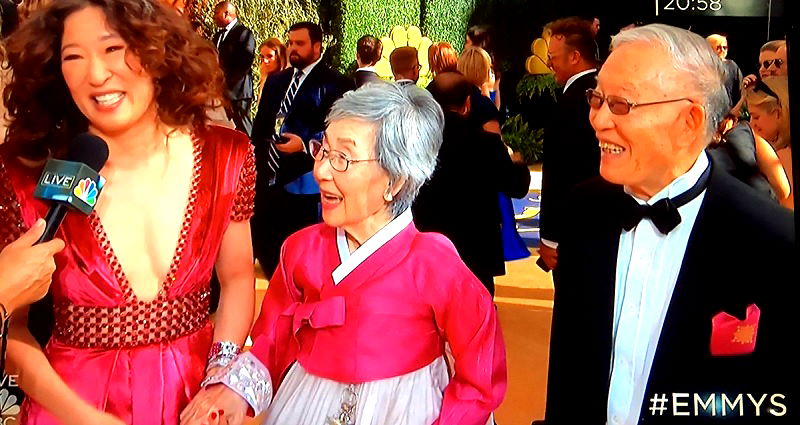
left=326, top=82, right=444, bottom=217
left=612, top=24, right=730, bottom=139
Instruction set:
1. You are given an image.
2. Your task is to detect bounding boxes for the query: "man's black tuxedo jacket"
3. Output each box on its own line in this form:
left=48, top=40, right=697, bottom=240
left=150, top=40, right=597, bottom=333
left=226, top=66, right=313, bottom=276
left=251, top=64, right=352, bottom=189
left=545, top=159, right=795, bottom=424
left=413, top=113, right=530, bottom=279
left=213, top=22, right=255, bottom=101
left=539, top=71, right=599, bottom=244
left=354, top=69, right=382, bottom=88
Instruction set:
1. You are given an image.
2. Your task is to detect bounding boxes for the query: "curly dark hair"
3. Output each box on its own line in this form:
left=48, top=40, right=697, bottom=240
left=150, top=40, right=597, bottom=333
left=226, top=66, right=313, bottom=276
left=2, top=0, right=225, bottom=159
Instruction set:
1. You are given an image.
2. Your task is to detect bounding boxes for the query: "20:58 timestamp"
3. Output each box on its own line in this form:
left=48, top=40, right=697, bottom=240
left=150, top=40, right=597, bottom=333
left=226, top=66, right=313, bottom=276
left=657, top=0, right=722, bottom=14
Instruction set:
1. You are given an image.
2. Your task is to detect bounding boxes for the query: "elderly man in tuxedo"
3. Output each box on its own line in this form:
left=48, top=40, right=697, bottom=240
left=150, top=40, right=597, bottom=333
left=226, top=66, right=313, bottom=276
left=544, top=24, right=795, bottom=425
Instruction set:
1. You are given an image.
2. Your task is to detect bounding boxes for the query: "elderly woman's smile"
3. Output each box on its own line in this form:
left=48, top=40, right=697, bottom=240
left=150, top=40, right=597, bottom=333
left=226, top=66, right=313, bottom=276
left=320, top=190, right=342, bottom=206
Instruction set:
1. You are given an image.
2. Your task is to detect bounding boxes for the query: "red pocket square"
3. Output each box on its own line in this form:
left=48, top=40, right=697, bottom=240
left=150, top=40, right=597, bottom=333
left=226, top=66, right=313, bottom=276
left=710, top=304, right=760, bottom=356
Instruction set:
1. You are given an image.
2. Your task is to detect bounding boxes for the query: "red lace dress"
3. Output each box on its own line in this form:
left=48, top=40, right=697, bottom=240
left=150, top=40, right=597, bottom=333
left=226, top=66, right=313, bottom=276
left=0, top=126, right=255, bottom=425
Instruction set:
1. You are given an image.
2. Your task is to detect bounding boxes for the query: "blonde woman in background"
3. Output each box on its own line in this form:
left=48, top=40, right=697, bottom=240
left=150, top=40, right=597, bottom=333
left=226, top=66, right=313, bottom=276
left=744, top=76, right=792, bottom=209
left=257, top=37, right=287, bottom=99
left=464, top=25, right=501, bottom=110
left=457, top=46, right=501, bottom=134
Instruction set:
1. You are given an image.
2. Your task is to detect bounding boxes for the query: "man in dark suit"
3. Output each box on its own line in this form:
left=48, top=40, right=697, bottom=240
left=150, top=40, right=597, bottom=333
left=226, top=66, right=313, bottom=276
left=415, top=72, right=530, bottom=296
left=250, top=21, right=352, bottom=276
left=354, top=35, right=382, bottom=88
left=538, top=17, right=600, bottom=272
left=544, top=24, right=795, bottom=425
left=213, top=1, right=255, bottom=135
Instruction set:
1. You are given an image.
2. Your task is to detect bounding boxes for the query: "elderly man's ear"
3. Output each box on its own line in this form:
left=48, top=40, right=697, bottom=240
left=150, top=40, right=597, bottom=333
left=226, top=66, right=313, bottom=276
left=679, top=102, right=707, bottom=146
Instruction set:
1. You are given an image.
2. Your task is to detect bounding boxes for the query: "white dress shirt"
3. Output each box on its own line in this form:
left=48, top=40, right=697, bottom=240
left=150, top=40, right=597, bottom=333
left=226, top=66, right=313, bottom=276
left=607, top=152, right=710, bottom=425
left=562, top=67, right=597, bottom=94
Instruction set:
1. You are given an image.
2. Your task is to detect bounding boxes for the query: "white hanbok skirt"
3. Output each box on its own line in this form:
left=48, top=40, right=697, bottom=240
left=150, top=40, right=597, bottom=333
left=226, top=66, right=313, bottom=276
left=263, top=357, right=450, bottom=425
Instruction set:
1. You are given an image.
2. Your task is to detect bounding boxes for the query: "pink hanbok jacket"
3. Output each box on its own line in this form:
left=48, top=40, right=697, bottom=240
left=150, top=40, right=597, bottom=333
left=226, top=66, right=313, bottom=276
left=249, top=217, right=507, bottom=424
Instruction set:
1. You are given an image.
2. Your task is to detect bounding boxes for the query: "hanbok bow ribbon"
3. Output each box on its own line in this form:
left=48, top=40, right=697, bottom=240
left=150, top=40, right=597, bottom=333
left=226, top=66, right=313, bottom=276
left=284, top=296, right=346, bottom=335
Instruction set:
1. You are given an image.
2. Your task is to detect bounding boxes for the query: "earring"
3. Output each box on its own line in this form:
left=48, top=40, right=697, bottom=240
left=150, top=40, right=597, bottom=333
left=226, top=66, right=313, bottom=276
left=384, top=191, right=393, bottom=202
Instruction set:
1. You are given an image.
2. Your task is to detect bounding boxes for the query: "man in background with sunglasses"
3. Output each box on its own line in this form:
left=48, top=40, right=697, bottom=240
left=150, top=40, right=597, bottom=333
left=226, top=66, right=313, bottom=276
left=706, top=33, right=743, bottom=108
left=544, top=24, right=794, bottom=425
left=538, top=17, right=600, bottom=274
left=743, top=40, right=788, bottom=89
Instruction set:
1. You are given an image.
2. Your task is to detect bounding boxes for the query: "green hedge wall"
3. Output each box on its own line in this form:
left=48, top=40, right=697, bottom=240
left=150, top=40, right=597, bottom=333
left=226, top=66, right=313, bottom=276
left=422, top=0, right=476, bottom=54
left=336, top=1, right=422, bottom=72
left=191, top=0, right=476, bottom=75
left=191, top=0, right=321, bottom=47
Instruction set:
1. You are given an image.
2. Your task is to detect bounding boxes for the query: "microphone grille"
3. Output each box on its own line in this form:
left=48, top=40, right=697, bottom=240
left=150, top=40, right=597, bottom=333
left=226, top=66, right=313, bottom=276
left=66, top=133, right=110, bottom=172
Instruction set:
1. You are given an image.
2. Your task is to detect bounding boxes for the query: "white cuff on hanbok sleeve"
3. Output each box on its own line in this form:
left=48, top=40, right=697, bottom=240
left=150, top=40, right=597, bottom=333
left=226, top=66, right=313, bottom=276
left=201, top=351, right=273, bottom=415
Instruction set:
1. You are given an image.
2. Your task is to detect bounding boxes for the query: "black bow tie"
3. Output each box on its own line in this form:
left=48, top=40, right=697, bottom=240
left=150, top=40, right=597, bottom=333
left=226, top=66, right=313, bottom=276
left=619, top=163, right=711, bottom=235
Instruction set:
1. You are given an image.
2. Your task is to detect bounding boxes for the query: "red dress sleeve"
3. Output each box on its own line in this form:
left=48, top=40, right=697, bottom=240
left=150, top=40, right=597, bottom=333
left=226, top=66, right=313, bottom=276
left=230, top=143, right=256, bottom=222
left=0, top=156, right=26, bottom=250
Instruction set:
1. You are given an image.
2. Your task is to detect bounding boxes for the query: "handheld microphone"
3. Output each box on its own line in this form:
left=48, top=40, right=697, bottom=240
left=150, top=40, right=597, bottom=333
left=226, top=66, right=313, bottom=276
left=33, top=133, right=110, bottom=244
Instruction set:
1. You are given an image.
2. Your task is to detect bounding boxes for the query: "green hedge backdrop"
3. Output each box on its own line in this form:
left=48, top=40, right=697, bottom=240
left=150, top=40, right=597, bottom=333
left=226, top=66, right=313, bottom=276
left=190, top=0, right=474, bottom=74
left=337, top=1, right=421, bottom=72
left=422, top=0, right=475, bottom=61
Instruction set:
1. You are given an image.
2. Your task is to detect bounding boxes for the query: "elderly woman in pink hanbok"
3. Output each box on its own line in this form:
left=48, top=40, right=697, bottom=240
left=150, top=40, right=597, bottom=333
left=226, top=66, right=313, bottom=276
left=181, top=82, right=506, bottom=425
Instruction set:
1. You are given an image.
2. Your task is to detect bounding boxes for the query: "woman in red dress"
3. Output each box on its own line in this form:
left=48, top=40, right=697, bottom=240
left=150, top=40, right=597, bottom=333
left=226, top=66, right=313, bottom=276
left=1, top=1, right=255, bottom=424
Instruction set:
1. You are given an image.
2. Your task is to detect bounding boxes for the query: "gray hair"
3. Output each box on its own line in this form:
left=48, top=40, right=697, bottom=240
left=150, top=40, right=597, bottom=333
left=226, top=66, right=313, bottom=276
left=611, top=24, right=729, bottom=140
left=326, top=82, right=445, bottom=217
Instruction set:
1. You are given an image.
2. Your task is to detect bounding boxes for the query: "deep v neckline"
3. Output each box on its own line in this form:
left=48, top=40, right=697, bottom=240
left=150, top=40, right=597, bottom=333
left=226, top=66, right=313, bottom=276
left=88, top=137, right=203, bottom=304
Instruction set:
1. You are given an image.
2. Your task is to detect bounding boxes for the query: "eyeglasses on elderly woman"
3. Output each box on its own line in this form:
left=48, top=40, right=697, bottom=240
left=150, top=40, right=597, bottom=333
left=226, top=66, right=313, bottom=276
left=310, top=139, right=378, bottom=172
left=585, top=88, right=693, bottom=115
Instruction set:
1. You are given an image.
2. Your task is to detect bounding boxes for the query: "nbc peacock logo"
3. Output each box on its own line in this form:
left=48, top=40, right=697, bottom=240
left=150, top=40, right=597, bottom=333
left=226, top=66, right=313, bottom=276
left=73, top=178, right=98, bottom=207
left=0, top=388, right=19, bottom=423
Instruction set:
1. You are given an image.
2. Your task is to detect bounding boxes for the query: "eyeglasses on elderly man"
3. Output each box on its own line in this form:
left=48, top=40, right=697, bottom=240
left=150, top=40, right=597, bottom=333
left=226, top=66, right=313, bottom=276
left=585, top=88, right=693, bottom=115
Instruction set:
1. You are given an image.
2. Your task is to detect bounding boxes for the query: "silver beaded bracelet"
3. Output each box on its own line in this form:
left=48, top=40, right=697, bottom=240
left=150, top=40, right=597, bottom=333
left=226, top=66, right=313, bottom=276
left=206, top=341, right=241, bottom=372
left=200, top=351, right=273, bottom=415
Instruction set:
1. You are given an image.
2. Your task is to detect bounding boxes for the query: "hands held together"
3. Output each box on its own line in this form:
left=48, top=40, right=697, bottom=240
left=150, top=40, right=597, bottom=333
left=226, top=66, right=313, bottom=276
left=180, top=384, right=250, bottom=425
